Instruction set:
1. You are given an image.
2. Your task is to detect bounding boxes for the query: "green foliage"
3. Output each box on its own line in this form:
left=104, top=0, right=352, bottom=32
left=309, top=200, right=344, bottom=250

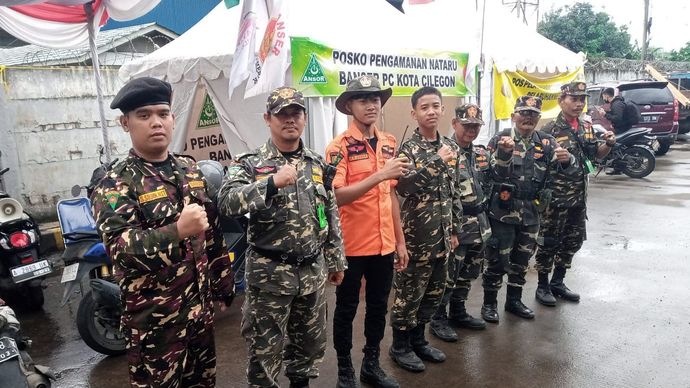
left=538, top=2, right=635, bottom=58
left=668, top=42, right=690, bottom=62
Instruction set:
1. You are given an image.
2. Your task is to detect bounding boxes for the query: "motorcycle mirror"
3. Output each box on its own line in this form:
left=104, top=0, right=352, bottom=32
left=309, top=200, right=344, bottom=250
left=71, top=185, right=83, bottom=197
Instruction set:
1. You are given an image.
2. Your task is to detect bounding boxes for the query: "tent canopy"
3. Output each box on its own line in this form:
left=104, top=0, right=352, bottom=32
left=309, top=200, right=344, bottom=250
left=119, top=0, right=585, bottom=155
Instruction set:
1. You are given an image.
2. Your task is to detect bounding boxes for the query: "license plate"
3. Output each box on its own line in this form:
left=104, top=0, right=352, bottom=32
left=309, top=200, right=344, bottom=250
left=0, top=337, right=19, bottom=364
left=651, top=140, right=660, bottom=151
left=10, top=259, right=52, bottom=283
left=60, top=262, right=80, bottom=283
left=642, top=115, right=659, bottom=123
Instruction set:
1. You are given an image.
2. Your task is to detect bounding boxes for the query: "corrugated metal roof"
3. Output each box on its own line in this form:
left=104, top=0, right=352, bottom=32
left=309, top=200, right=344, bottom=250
left=0, top=23, right=176, bottom=66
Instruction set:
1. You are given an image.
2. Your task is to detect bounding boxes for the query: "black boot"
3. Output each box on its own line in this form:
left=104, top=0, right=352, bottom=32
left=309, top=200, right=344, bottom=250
left=504, top=286, right=535, bottom=319
left=430, top=303, right=458, bottom=342
left=550, top=267, right=580, bottom=302
left=410, top=324, right=446, bottom=363
left=337, top=354, right=360, bottom=388
left=389, top=329, right=425, bottom=373
left=481, top=290, right=499, bottom=323
left=289, top=377, right=309, bottom=388
left=535, top=272, right=557, bottom=307
left=360, top=346, right=399, bottom=388
left=449, top=288, right=486, bottom=330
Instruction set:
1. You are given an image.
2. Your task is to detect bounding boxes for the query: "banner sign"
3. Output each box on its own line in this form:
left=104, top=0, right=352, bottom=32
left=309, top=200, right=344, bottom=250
left=493, top=65, right=585, bottom=120
left=291, top=37, right=471, bottom=97
left=183, top=86, right=233, bottom=165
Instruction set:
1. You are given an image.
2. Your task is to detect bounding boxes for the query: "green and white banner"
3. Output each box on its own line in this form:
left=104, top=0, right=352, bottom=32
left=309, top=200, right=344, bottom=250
left=291, top=37, right=471, bottom=97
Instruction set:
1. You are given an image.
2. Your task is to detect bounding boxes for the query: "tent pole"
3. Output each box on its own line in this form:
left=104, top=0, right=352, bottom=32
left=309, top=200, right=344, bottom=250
left=85, top=1, right=112, bottom=164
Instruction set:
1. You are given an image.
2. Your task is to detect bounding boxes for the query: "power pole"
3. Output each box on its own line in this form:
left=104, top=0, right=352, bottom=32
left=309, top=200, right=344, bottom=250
left=641, top=0, right=650, bottom=67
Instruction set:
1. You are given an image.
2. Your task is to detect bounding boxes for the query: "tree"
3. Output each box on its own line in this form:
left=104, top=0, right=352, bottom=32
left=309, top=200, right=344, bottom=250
left=668, top=42, right=690, bottom=62
left=538, top=2, right=635, bottom=59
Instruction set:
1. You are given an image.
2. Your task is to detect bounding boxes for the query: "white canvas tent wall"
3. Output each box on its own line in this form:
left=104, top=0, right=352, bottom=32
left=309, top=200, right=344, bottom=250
left=120, top=0, right=583, bottom=154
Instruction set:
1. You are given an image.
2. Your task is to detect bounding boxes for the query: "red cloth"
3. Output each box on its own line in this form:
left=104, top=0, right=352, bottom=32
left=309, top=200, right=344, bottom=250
left=567, top=116, right=579, bottom=130
left=10, top=1, right=108, bottom=25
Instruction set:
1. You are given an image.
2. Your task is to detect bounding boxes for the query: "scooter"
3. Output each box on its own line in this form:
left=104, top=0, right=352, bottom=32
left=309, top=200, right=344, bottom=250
left=0, top=297, right=54, bottom=387
left=56, top=184, right=126, bottom=356
left=0, top=167, right=52, bottom=311
left=593, top=125, right=658, bottom=179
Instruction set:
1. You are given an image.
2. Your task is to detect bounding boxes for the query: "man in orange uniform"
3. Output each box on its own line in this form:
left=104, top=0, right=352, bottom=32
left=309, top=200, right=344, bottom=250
left=325, top=75, right=411, bottom=388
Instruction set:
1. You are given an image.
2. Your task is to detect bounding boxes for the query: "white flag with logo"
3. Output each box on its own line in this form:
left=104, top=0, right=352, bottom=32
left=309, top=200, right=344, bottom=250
left=227, top=0, right=268, bottom=99
left=244, top=0, right=290, bottom=98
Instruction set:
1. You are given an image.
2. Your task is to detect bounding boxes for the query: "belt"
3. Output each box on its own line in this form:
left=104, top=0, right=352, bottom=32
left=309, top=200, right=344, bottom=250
left=462, top=202, right=486, bottom=216
left=250, top=246, right=320, bottom=266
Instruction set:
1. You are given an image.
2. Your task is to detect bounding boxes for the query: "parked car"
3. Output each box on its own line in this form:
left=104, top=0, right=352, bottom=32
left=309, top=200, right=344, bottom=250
left=667, top=72, right=690, bottom=135
left=587, top=81, right=679, bottom=155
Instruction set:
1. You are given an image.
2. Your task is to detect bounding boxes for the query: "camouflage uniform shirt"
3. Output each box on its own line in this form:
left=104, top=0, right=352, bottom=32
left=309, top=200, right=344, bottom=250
left=541, top=112, right=599, bottom=208
left=397, top=130, right=465, bottom=258
left=486, top=127, right=571, bottom=226
left=92, top=150, right=233, bottom=331
left=452, top=136, right=492, bottom=245
left=217, top=140, right=347, bottom=296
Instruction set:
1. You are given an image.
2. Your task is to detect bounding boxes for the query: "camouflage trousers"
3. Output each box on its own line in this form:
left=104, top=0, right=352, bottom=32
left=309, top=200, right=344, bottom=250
left=242, top=284, right=327, bottom=388
left=482, top=220, right=539, bottom=292
left=435, top=242, right=486, bottom=318
left=127, top=319, right=216, bottom=388
left=535, top=204, right=587, bottom=273
left=390, top=252, right=448, bottom=331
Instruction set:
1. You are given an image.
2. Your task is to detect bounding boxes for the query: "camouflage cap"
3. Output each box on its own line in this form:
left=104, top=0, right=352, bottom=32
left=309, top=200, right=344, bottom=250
left=335, top=75, right=393, bottom=114
left=514, top=96, right=542, bottom=113
left=561, top=81, right=587, bottom=96
left=455, top=103, right=484, bottom=125
left=266, top=87, right=306, bottom=115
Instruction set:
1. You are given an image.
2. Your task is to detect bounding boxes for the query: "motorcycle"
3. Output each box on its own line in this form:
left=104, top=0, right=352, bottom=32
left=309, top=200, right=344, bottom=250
left=56, top=185, right=126, bottom=356
left=0, top=297, right=55, bottom=387
left=593, top=125, right=658, bottom=179
left=0, top=167, right=52, bottom=311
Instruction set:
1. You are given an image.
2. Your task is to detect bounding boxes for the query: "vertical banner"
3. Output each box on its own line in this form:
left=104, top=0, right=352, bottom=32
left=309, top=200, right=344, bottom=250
left=493, top=65, right=585, bottom=120
left=183, top=85, right=233, bottom=165
left=291, top=37, right=471, bottom=97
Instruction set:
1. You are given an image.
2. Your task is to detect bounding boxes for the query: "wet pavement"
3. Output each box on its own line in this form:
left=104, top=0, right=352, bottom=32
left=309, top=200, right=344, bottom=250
left=12, top=139, right=690, bottom=388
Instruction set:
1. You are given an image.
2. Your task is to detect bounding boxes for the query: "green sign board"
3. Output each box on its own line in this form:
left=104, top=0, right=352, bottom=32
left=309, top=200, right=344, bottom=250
left=197, top=93, right=220, bottom=128
left=291, top=37, right=471, bottom=97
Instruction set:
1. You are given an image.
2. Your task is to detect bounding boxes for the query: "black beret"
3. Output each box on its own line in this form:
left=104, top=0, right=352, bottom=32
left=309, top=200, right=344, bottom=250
left=110, top=77, right=172, bottom=112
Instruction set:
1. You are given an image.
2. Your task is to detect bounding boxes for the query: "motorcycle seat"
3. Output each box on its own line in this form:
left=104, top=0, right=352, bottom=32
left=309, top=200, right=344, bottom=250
left=57, top=198, right=99, bottom=244
left=616, top=127, right=651, bottom=143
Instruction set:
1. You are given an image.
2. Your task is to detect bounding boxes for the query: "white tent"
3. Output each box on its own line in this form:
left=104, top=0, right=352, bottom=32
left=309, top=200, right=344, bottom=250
left=120, top=0, right=584, bottom=155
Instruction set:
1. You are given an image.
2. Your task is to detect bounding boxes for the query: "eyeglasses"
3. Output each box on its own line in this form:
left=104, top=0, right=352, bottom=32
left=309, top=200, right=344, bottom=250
left=517, top=110, right=540, bottom=118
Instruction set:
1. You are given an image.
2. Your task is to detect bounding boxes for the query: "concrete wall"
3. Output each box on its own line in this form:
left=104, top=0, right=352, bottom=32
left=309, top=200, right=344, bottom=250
left=0, top=67, right=129, bottom=221
left=585, top=69, right=646, bottom=84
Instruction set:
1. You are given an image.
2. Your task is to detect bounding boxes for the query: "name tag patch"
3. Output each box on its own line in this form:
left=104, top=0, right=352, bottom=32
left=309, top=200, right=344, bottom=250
left=189, top=180, right=205, bottom=189
left=139, top=189, right=167, bottom=204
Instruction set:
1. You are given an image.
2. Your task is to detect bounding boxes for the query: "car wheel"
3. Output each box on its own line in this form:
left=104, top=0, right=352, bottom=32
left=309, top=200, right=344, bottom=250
left=654, top=142, right=671, bottom=156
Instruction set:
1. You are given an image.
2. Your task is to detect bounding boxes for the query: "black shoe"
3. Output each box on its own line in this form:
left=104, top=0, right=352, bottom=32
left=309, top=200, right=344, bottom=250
left=535, top=286, right=557, bottom=307
left=504, top=299, right=535, bottom=319
left=481, top=303, right=499, bottom=323
left=361, top=347, right=399, bottom=388
left=389, top=329, right=425, bottom=373
left=551, top=283, right=581, bottom=302
left=410, top=324, right=446, bottom=363
left=289, top=378, right=309, bottom=388
left=430, top=318, right=458, bottom=342
left=449, top=312, right=487, bottom=330
left=337, top=355, right=360, bottom=388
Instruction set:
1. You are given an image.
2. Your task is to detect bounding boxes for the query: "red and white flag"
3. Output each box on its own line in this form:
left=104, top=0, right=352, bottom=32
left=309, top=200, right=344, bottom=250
left=227, top=0, right=268, bottom=98
left=409, top=0, right=434, bottom=4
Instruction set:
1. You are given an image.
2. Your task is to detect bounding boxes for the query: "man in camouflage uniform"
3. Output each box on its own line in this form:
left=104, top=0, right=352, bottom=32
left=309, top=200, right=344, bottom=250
left=92, top=77, right=234, bottom=388
left=481, top=96, right=573, bottom=323
left=535, top=82, right=615, bottom=306
left=430, top=104, right=492, bottom=342
left=389, top=87, right=464, bottom=372
left=217, top=87, right=347, bottom=388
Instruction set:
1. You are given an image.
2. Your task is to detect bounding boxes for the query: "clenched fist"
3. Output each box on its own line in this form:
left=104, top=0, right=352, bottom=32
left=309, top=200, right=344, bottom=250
left=554, top=147, right=571, bottom=163
left=177, top=203, right=209, bottom=239
left=379, top=156, right=412, bottom=181
left=498, top=136, right=515, bottom=153
left=273, top=164, right=298, bottom=188
left=437, top=145, right=457, bottom=163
